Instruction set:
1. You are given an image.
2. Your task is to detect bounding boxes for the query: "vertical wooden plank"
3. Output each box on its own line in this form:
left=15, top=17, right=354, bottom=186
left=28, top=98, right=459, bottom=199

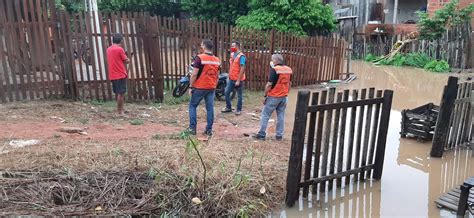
left=48, top=0, right=64, bottom=97
left=328, top=91, right=343, bottom=190
left=346, top=90, right=358, bottom=185
left=163, top=18, right=171, bottom=90
left=432, top=77, right=459, bottom=157
left=98, top=12, right=111, bottom=100
left=40, top=0, right=57, bottom=97
left=336, top=90, right=350, bottom=187
left=456, top=83, right=470, bottom=145
left=367, top=90, right=383, bottom=178
left=320, top=87, right=336, bottom=192
left=460, top=83, right=473, bottom=142
left=449, top=82, right=463, bottom=146
left=33, top=0, right=50, bottom=99
left=312, top=90, right=327, bottom=194
left=285, top=90, right=310, bottom=207
left=360, top=88, right=375, bottom=180
left=14, top=0, right=29, bottom=100
left=85, top=11, right=100, bottom=100
left=21, top=0, right=35, bottom=99
left=127, top=12, right=142, bottom=100
left=373, top=90, right=393, bottom=180
left=303, top=92, right=319, bottom=197
left=0, top=0, right=11, bottom=102
left=4, top=0, right=21, bottom=101
left=140, top=12, right=154, bottom=100
left=172, top=17, right=179, bottom=89
left=78, top=11, right=90, bottom=99
left=91, top=10, right=106, bottom=100
left=124, top=11, right=137, bottom=100
left=354, top=89, right=367, bottom=179
left=61, top=11, right=79, bottom=99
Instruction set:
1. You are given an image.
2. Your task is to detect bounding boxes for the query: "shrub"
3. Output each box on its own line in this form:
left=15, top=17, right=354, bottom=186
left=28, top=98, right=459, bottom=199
left=364, top=54, right=378, bottom=62
left=424, top=60, right=451, bottom=73
left=405, top=52, right=433, bottom=68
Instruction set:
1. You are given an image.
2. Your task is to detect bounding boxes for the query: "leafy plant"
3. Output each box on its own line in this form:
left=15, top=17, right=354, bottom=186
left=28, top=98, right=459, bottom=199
left=98, top=0, right=180, bottom=17
left=364, top=54, right=378, bottom=62
left=424, top=60, right=451, bottom=72
left=180, top=129, right=207, bottom=189
left=236, top=0, right=336, bottom=35
left=181, top=0, right=250, bottom=25
left=404, top=52, right=433, bottom=68
left=130, top=119, right=144, bottom=125
left=55, top=0, right=85, bottom=12
left=417, top=0, right=474, bottom=40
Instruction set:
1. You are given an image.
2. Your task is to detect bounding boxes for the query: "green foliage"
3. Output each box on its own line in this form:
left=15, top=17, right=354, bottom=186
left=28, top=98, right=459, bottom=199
left=364, top=54, right=378, bottom=62
left=424, top=60, right=451, bottom=72
left=417, top=0, right=474, bottom=40
left=236, top=0, right=336, bottom=35
left=55, top=0, right=85, bottom=12
left=370, top=52, right=450, bottom=72
left=181, top=0, right=250, bottom=25
left=404, top=52, right=433, bottom=68
left=130, top=119, right=144, bottom=125
left=98, top=0, right=180, bottom=17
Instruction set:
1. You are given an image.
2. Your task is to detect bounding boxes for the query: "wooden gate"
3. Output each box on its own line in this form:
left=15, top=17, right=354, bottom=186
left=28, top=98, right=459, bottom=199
left=431, top=77, right=473, bottom=157
left=286, top=87, right=393, bottom=207
left=58, top=11, right=163, bottom=101
left=0, top=0, right=64, bottom=102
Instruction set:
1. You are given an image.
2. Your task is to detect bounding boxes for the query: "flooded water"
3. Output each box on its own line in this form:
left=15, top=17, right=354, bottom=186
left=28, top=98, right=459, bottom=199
left=280, top=61, right=473, bottom=217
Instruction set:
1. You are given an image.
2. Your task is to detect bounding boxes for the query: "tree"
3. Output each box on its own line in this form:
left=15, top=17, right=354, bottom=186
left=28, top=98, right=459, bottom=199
left=181, top=0, right=250, bottom=25
left=416, top=0, right=474, bottom=40
left=55, top=0, right=85, bottom=13
left=97, top=0, right=180, bottom=17
left=235, top=0, right=336, bottom=35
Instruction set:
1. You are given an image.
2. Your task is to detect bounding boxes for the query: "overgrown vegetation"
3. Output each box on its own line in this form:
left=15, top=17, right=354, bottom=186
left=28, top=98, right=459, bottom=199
left=181, top=0, right=250, bottom=25
left=417, top=0, right=474, bottom=40
left=365, top=52, right=451, bottom=73
left=236, top=0, right=336, bottom=35
left=55, top=0, right=336, bottom=36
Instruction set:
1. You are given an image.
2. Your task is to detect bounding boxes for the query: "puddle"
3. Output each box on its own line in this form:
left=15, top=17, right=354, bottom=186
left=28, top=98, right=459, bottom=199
left=280, top=61, right=473, bottom=217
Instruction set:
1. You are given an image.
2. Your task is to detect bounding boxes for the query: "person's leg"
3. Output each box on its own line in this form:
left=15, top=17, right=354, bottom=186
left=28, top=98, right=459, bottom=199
left=275, top=97, right=288, bottom=139
left=204, top=90, right=215, bottom=134
left=117, top=94, right=124, bottom=115
left=257, top=97, right=278, bottom=137
left=223, top=79, right=235, bottom=111
left=188, top=89, right=205, bottom=134
left=236, top=81, right=244, bottom=113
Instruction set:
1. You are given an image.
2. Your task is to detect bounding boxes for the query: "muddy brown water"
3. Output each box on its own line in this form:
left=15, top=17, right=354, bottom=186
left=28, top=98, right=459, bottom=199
left=278, top=61, right=473, bottom=217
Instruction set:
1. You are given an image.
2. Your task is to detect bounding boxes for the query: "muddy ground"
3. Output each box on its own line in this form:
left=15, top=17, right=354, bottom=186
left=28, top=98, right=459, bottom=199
left=0, top=90, right=291, bottom=215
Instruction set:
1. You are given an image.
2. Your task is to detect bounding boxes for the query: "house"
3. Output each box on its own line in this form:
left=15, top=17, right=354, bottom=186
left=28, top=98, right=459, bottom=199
left=329, top=0, right=473, bottom=35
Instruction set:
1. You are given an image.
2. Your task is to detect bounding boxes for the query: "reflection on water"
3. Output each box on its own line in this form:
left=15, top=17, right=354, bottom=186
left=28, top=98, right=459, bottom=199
left=280, top=61, right=474, bottom=217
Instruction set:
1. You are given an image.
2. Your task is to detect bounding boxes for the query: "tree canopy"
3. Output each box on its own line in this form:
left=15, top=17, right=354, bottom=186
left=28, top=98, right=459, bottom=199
left=55, top=0, right=337, bottom=35
left=236, top=0, right=336, bottom=35
left=417, top=0, right=474, bottom=40
left=181, top=0, right=250, bottom=25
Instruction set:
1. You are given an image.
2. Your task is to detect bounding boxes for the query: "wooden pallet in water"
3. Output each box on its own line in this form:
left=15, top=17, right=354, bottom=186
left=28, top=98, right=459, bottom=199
left=435, top=186, right=474, bottom=214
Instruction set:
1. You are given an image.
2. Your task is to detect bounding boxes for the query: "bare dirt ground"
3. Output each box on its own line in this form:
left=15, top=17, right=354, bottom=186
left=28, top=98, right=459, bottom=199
left=0, top=91, right=291, bottom=216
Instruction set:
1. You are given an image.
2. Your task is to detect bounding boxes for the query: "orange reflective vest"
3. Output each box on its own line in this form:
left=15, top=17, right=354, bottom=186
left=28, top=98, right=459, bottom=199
left=229, top=52, right=245, bottom=81
left=267, top=65, right=292, bottom=98
left=193, top=54, right=221, bottom=90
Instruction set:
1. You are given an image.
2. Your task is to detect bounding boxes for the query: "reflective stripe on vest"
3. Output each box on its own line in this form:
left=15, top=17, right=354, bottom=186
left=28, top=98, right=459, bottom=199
left=268, top=65, right=292, bottom=98
left=194, top=54, right=221, bottom=90
left=229, top=52, right=245, bottom=81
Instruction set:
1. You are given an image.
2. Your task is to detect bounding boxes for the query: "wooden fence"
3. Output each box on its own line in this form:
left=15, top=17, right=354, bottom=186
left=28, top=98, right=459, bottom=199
left=285, top=87, right=393, bottom=207
left=352, top=23, right=472, bottom=69
left=0, top=0, right=65, bottom=102
left=0, top=1, right=348, bottom=103
left=431, top=77, right=473, bottom=157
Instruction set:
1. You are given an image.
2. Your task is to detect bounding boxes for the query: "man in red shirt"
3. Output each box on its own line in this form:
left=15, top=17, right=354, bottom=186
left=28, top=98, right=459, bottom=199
left=107, top=33, right=129, bottom=116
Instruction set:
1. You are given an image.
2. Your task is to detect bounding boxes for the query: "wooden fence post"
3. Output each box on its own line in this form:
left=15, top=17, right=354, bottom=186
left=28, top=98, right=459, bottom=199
left=431, top=76, right=459, bottom=157
left=270, top=29, right=275, bottom=54
left=146, top=15, right=164, bottom=102
left=373, top=90, right=393, bottom=180
left=285, top=90, right=310, bottom=207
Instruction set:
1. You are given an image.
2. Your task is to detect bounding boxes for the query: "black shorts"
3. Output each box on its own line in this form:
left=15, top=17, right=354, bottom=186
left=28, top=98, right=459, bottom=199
left=112, top=78, right=127, bottom=94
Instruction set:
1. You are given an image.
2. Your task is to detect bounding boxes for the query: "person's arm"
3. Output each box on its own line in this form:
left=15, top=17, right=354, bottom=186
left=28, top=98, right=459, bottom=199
left=236, top=56, right=246, bottom=85
left=121, top=48, right=130, bottom=64
left=263, top=68, right=278, bottom=104
left=264, top=82, right=272, bottom=97
left=188, top=57, right=201, bottom=95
